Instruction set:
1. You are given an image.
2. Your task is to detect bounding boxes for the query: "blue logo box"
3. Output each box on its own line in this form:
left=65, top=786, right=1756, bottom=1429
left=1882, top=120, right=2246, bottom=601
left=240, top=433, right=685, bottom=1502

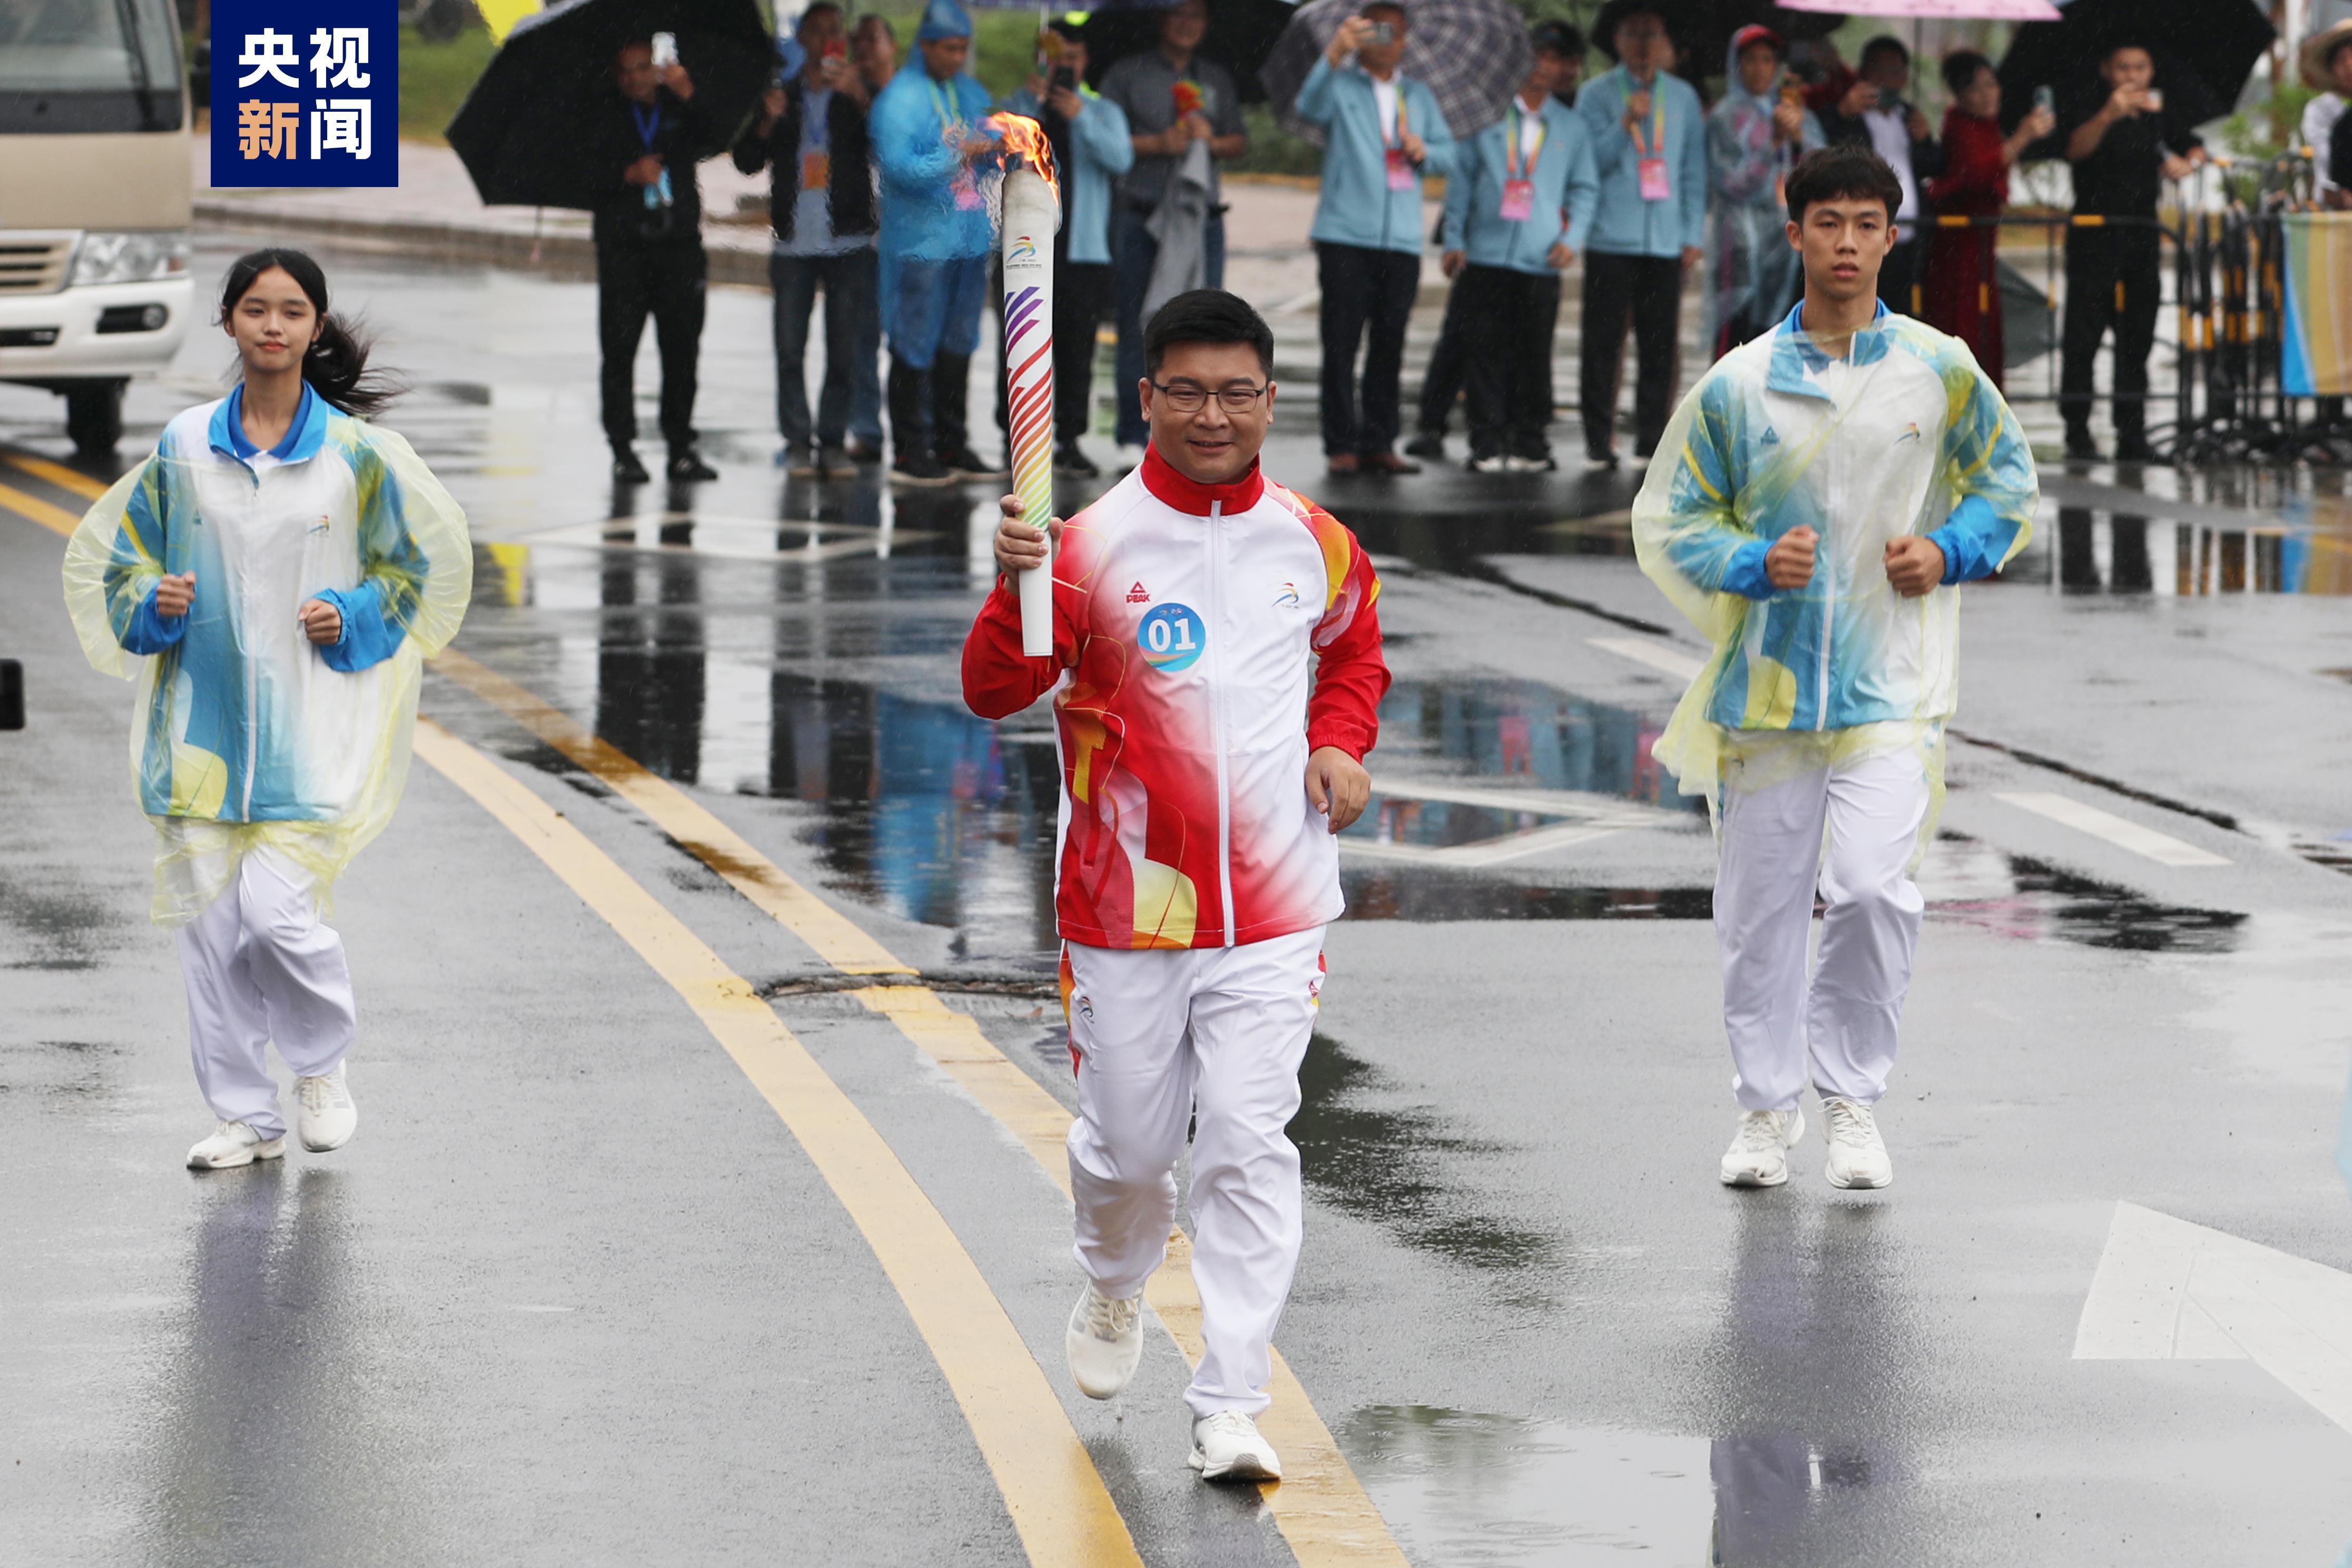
left=210, top=0, right=398, bottom=188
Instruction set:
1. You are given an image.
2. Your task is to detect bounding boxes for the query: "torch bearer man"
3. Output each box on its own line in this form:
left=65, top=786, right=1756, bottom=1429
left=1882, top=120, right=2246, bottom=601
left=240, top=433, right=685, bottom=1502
left=963, top=290, right=1389, bottom=1483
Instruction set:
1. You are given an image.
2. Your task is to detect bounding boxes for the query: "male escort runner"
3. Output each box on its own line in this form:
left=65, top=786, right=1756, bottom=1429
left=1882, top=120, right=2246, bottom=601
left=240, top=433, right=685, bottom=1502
left=1632, top=145, right=2038, bottom=1191
left=963, top=289, right=1388, bottom=1481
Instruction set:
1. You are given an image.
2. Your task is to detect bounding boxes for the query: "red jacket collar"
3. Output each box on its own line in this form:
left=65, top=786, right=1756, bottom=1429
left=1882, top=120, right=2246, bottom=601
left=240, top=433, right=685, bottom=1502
left=1139, top=443, right=1267, bottom=515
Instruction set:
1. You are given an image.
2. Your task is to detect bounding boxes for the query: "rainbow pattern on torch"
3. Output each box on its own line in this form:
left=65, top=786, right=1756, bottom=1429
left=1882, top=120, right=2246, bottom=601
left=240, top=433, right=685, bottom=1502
left=1003, top=276, right=1055, bottom=558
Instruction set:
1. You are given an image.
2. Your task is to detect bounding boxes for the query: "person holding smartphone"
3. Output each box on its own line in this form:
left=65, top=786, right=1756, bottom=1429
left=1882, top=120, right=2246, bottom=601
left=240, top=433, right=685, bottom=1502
left=733, top=2, right=883, bottom=479
left=1919, top=52, right=2055, bottom=390
left=597, top=37, right=720, bottom=484
left=2056, top=40, right=2206, bottom=462
left=1817, top=36, right=1942, bottom=317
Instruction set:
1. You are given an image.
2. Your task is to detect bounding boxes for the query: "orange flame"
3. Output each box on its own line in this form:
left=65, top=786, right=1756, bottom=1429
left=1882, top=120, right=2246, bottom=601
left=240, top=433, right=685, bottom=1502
left=985, top=112, right=1060, bottom=205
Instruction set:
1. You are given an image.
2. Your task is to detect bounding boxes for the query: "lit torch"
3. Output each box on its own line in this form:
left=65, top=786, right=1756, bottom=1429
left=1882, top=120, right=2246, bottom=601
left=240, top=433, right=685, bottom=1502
left=987, top=112, right=1061, bottom=659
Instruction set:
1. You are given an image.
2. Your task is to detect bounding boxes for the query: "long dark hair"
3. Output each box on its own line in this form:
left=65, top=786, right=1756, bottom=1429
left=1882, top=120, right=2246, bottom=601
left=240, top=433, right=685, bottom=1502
left=218, top=248, right=403, bottom=419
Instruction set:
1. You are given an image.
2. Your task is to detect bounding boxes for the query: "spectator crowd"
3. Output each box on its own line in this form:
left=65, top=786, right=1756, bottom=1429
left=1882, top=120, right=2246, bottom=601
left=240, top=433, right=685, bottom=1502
left=581, top=0, right=2350, bottom=488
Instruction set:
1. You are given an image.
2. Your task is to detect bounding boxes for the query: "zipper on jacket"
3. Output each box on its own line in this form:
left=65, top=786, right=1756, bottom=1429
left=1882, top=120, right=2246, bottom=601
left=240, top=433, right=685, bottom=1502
left=1206, top=500, right=1236, bottom=946
left=1816, top=387, right=1835, bottom=731
left=242, top=465, right=261, bottom=817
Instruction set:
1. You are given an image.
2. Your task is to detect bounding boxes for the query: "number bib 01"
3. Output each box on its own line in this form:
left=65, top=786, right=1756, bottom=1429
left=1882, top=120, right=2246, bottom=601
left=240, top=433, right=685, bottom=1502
left=1137, top=602, right=1204, bottom=672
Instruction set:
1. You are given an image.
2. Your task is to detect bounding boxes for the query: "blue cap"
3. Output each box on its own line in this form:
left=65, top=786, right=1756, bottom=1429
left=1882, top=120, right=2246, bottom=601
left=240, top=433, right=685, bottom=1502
left=916, top=0, right=972, bottom=41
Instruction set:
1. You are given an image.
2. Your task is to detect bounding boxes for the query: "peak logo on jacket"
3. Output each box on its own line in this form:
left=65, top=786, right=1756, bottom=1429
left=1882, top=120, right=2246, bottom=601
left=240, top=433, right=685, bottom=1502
left=1137, top=602, right=1203, bottom=672
left=1126, top=581, right=1151, bottom=604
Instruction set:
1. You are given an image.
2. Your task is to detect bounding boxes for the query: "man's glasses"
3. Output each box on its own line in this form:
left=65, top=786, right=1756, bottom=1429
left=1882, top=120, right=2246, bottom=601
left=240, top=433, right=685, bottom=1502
left=1150, top=380, right=1272, bottom=414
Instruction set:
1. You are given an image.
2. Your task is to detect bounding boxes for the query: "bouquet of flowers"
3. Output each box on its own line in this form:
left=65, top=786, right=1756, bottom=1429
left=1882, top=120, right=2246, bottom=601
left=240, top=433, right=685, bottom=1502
left=1172, top=80, right=1204, bottom=117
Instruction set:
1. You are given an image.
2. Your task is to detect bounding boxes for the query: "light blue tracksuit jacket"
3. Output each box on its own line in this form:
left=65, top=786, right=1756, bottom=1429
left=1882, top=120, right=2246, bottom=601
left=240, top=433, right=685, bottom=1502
left=1293, top=57, right=1456, bottom=254
left=1575, top=64, right=1708, bottom=257
left=1440, top=96, right=1600, bottom=273
left=1001, top=85, right=1134, bottom=267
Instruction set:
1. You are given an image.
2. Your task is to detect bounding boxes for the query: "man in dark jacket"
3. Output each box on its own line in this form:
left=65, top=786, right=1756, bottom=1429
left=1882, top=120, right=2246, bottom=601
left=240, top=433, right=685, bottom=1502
left=1817, top=35, right=1942, bottom=316
left=734, top=2, right=880, bottom=478
left=597, top=39, right=720, bottom=484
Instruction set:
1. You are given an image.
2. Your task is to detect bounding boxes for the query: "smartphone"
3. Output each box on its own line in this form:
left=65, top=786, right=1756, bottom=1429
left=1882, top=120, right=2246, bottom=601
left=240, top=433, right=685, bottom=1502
left=650, top=31, right=678, bottom=68
left=1368, top=21, right=1395, bottom=44
left=2033, top=84, right=2054, bottom=115
left=2143, top=86, right=2164, bottom=111
left=1051, top=64, right=1077, bottom=93
left=823, top=37, right=846, bottom=61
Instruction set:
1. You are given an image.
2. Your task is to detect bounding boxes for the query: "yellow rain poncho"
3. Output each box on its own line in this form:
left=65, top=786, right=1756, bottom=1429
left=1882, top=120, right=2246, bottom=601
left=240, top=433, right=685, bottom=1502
left=62, top=389, right=471, bottom=924
left=1632, top=302, right=2037, bottom=860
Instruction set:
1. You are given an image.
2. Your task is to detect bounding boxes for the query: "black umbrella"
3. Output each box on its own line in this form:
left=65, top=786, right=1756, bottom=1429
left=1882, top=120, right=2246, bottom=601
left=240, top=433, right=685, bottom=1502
left=448, top=0, right=771, bottom=210
left=1076, top=0, right=1300, bottom=106
left=1996, top=0, right=2273, bottom=140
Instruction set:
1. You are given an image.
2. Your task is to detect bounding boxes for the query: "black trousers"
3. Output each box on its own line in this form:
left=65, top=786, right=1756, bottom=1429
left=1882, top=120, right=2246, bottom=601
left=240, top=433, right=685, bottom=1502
left=1580, top=251, right=1681, bottom=459
left=1317, top=241, right=1420, bottom=457
left=2061, top=226, right=2162, bottom=443
left=1458, top=264, right=1560, bottom=459
left=1055, top=260, right=1113, bottom=448
left=1415, top=280, right=1472, bottom=435
left=1879, top=235, right=1924, bottom=317
left=599, top=236, right=707, bottom=453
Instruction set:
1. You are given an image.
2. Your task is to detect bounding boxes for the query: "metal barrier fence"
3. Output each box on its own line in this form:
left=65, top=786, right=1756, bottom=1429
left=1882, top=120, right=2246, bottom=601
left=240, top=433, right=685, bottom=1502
left=1896, top=152, right=2348, bottom=465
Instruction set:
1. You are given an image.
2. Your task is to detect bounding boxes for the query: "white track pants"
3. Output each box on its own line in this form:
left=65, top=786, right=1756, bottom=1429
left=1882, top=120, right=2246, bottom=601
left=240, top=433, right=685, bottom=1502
left=1716, top=748, right=1927, bottom=1112
left=173, top=848, right=357, bottom=1140
left=1063, top=927, right=1325, bottom=1419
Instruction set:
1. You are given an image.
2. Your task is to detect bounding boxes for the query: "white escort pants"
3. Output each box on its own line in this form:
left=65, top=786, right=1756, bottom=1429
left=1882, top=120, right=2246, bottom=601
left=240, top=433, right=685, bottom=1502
left=1063, top=927, right=1326, bottom=1419
left=1716, top=748, right=1928, bottom=1112
left=174, top=848, right=357, bottom=1140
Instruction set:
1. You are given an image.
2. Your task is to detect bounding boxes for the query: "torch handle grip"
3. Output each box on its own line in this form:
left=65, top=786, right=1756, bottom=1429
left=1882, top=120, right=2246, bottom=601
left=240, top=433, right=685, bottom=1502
left=1016, top=501, right=1053, bottom=659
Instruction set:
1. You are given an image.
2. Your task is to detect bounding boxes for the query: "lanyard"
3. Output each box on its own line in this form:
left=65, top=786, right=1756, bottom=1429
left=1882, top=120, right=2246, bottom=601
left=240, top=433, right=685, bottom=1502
left=1505, top=100, right=1545, bottom=179
left=1625, top=74, right=1666, bottom=156
left=630, top=100, right=662, bottom=149
left=1376, top=77, right=1407, bottom=149
left=928, top=76, right=964, bottom=135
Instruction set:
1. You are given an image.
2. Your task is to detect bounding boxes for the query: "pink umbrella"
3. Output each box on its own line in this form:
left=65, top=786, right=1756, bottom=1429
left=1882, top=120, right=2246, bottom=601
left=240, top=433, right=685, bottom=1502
left=1776, top=0, right=2063, bottom=17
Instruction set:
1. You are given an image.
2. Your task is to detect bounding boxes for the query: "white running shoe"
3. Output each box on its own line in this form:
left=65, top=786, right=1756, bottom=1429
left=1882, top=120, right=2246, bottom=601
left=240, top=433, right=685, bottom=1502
left=1112, top=443, right=1146, bottom=474
left=187, top=1120, right=286, bottom=1170
left=1719, top=1108, right=1805, bottom=1188
left=1822, top=1097, right=1893, bottom=1189
left=296, top=1062, right=357, bottom=1153
left=1189, top=1410, right=1282, bottom=1483
left=1065, top=1282, right=1144, bottom=1400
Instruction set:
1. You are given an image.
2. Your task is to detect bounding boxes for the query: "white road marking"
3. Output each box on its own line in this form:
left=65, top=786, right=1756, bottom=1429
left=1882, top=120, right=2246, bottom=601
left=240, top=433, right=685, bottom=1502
left=2075, top=1202, right=2352, bottom=1434
left=1995, top=791, right=2232, bottom=867
left=1587, top=635, right=1708, bottom=682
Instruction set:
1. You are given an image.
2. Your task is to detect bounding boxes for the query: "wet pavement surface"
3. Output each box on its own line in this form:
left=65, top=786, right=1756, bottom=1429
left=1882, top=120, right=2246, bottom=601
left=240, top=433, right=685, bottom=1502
left=4, top=233, right=2350, bottom=1565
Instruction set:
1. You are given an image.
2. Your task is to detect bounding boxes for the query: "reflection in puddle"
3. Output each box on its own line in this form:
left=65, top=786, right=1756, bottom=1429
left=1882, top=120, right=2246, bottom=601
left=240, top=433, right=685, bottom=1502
left=1292, top=1033, right=1552, bottom=1271
left=1347, top=795, right=1572, bottom=851
left=1374, top=678, right=1701, bottom=811
left=1344, top=869, right=1713, bottom=922
left=1339, top=1406, right=1712, bottom=1565
left=2031, top=499, right=2352, bottom=596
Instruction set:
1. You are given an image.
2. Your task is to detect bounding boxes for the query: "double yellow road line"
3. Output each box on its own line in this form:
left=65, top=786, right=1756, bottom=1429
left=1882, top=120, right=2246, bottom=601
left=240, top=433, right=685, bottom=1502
left=2, top=449, right=1409, bottom=1567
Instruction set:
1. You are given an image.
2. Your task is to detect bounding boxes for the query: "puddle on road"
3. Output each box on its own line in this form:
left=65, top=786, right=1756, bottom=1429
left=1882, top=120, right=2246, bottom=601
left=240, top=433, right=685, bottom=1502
left=2016, top=493, right=2352, bottom=597
left=1339, top=1406, right=1713, bottom=1565
left=1292, top=1033, right=1552, bottom=1272
left=1371, top=678, right=1701, bottom=812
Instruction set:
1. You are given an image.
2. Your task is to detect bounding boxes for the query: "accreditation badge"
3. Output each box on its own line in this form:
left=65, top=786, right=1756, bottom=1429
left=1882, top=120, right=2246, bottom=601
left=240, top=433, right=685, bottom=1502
left=1499, top=177, right=1535, bottom=221
left=801, top=149, right=830, bottom=190
left=1386, top=146, right=1414, bottom=191
left=1638, top=152, right=1670, bottom=201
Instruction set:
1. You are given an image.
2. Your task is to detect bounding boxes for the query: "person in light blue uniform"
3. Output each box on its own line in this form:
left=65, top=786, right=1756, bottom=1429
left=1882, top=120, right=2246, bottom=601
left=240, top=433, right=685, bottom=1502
left=1293, top=3, right=1454, bottom=475
left=1002, top=22, right=1132, bottom=476
left=1438, top=32, right=1597, bottom=471
left=871, top=0, right=1004, bottom=485
left=1575, top=2, right=1706, bottom=466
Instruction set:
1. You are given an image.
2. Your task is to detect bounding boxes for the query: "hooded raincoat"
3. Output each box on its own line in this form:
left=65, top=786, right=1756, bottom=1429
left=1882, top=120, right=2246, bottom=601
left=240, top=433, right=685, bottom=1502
left=1632, top=302, right=2036, bottom=856
left=1705, top=42, right=1823, bottom=354
left=62, top=388, right=472, bottom=924
left=871, top=2, right=1001, bottom=340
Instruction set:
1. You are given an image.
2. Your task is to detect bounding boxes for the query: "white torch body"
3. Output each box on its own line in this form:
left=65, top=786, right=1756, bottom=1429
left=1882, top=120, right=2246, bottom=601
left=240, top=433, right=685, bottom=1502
left=1000, top=162, right=1060, bottom=658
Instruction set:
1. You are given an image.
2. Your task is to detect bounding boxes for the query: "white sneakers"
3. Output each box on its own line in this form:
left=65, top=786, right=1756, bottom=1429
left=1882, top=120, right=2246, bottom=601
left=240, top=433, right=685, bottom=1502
left=296, top=1061, right=358, bottom=1152
left=1719, top=1108, right=1805, bottom=1187
left=187, top=1120, right=285, bottom=1170
left=1189, top=1410, right=1282, bottom=1483
left=1065, top=1282, right=1144, bottom=1400
left=1720, top=1100, right=1894, bottom=1189
left=1821, top=1097, right=1893, bottom=1189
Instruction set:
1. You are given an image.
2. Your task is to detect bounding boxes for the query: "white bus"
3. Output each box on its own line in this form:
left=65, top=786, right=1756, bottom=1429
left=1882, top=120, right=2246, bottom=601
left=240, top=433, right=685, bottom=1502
left=0, top=0, right=195, bottom=455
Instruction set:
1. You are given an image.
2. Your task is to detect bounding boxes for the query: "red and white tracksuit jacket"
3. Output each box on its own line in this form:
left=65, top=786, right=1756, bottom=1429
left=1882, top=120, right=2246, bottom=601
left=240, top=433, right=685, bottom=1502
left=962, top=445, right=1389, bottom=950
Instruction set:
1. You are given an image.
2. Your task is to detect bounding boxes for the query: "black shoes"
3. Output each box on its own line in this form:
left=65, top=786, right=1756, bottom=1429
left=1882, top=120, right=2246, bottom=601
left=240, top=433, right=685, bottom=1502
left=2063, top=430, right=2103, bottom=462
left=1403, top=430, right=1448, bottom=460
left=845, top=437, right=885, bottom=465
left=667, top=449, right=718, bottom=481
left=612, top=447, right=650, bottom=484
left=2113, top=436, right=2160, bottom=464
left=889, top=452, right=955, bottom=487
left=1054, top=443, right=1102, bottom=477
left=939, top=447, right=1007, bottom=481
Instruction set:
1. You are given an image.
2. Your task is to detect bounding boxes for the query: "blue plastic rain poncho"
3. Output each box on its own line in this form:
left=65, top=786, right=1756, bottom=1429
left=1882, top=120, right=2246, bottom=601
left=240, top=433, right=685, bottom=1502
left=871, top=34, right=1000, bottom=335
left=1705, top=36, right=1824, bottom=352
left=1632, top=302, right=2038, bottom=854
left=61, top=389, right=472, bottom=923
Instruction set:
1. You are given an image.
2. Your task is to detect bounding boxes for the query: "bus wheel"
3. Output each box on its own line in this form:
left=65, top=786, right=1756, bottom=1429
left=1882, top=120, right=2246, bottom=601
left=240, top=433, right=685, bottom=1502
left=64, top=380, right=126, bottom=457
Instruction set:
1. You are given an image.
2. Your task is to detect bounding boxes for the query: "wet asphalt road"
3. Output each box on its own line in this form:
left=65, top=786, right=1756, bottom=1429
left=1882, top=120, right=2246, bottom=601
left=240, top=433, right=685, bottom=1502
left=4, top=233, right=2351, bottom=1566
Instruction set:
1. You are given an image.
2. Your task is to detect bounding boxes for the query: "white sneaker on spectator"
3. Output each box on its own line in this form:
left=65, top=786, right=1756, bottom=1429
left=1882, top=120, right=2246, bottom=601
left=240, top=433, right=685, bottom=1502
left=1720, top=1108, right=1804, bottom=1187
left=1822, top=1097, right=1893, bottom=1189
left=296, top=1061, right=357, bottom=1153
left=1189, top=1410, right=1281, bottom=1482
left=1468, top=453, right=1512, bottom=474
left=187, top=1120, right=285, bottom=1170
left=1064, top=1282, right=1144, bottom=1399
left=1506, top=454, right=1553, bottom=473
left=1112, top=443, right=1146, bottom=474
